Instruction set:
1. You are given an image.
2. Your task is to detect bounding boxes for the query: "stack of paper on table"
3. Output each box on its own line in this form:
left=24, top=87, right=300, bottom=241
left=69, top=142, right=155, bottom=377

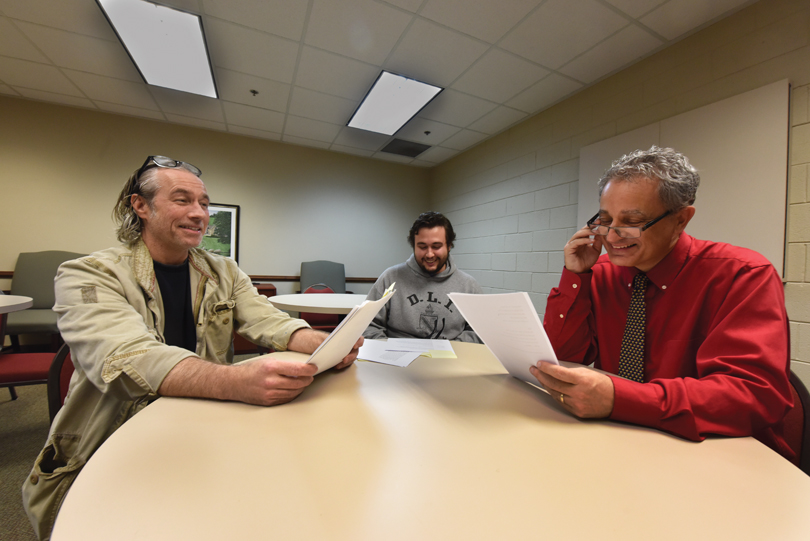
left=448, top=292, right=558, bottom=384
left=358, top=338, right=456, bottom=367
left=305, top=283, right=396, bottom=374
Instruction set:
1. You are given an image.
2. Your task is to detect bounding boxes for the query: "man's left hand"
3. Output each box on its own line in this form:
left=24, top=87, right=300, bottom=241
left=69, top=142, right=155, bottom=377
left=334, top=336, right=363, bottom=370
left=529, top=362, right=615, bottom=418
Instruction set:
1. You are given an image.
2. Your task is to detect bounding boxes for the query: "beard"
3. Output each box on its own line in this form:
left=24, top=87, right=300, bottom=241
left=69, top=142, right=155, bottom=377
left=417, top=253, right=448, bottom=276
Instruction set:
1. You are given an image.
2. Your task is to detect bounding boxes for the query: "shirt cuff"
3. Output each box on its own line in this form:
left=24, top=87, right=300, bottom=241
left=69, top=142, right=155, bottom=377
left=559, top=267, right=592, bottom=299
left=609, top=375, right=664, bottom=426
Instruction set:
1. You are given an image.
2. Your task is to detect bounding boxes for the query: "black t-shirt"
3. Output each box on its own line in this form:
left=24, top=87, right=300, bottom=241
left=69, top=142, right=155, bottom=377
left=153, top=259, right=197, bottom=352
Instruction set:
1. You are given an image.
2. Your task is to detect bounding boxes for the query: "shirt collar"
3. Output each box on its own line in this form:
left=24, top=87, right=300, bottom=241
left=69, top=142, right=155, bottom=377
left=618, top=233, right=692, bottom=290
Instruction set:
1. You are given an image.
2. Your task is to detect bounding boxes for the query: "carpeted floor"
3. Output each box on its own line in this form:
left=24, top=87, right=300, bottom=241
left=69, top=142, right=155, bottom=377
left=0, top=385, right=48, bottom=541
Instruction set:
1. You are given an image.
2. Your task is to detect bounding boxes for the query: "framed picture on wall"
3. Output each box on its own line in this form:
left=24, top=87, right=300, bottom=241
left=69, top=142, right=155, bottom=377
left=201, top=203, right=240, bottom=262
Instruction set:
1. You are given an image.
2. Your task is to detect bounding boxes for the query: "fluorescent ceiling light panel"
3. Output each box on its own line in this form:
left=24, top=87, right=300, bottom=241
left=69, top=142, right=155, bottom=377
left=96, top=0, right=217, bottom=98
left=348, top=72, right=442, bottom=136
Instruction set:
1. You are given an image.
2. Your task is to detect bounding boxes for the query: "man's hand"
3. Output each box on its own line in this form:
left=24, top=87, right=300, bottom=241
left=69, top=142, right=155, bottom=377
left=158, top=356, right=317, bottom=406
left=529, top=362, right=615, bottom=418
left=334, top=336, right=364, bottom=370
left=231, top=357, right=317, bottom=406
left=564, top=225, right=603, bottom=274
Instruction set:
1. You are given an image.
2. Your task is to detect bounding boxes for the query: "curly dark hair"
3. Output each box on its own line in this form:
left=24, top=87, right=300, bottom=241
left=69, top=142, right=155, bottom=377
left=407, top=211, right=455, bottom=249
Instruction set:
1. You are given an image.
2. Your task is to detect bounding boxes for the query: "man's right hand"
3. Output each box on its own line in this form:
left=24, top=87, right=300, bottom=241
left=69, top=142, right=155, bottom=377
left=563, top=225, right=603, bottom=274
left=159, top=356, right=317, bottom=407
left=230, top=358, right=318, bottom=406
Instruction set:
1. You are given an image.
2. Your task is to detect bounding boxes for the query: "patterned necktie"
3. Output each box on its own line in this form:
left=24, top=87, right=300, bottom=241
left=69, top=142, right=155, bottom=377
left=618, top=272, right=648, bottom=382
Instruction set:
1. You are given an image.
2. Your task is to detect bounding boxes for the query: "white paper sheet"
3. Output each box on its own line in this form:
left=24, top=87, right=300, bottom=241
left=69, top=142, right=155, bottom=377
left=384, top=338, right=455, bottom=357
left=306, top=284, right=396, bottom=374
left=358, top=339, right=421, bottom=367
left=448, top=292, right=558, bottom=384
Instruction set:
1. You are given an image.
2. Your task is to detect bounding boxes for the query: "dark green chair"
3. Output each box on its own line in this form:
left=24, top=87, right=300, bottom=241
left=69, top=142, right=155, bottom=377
left=6, top=251, right=85, bottom=351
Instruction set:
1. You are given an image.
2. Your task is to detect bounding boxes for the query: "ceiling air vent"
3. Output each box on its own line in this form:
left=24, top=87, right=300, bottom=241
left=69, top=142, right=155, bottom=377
left=380, top=139, right=431, bottom=158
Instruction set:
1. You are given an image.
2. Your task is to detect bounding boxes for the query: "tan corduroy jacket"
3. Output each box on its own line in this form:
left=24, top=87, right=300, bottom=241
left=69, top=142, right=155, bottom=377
left=22, top=240, right=309, bottom=540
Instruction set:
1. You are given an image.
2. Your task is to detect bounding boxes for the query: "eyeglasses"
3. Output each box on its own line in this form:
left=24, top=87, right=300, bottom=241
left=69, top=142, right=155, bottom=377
left=136, top=155, right=202, bottom=178
left=587, top=210, right=671, bottom=239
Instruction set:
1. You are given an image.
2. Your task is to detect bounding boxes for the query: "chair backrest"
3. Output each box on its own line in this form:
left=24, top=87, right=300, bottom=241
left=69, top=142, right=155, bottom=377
left=784, top=371, right=810, bottom=475
left=11, top=251, right=86, bottom=309
left=300, top=260, right=346, bottom=294
left=300, top=285, right=340, bottom=329
left=47, top=343, right=74, bottom=423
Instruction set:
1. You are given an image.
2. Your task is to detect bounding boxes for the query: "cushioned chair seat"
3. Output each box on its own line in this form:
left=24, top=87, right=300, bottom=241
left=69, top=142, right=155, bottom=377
left=5, top=309, right=58, bottom=334
left=0, top=352, right=54, bottom=381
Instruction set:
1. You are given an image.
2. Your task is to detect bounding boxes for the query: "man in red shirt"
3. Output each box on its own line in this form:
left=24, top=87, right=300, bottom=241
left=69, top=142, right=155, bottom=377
left=531, top=146, right=794, bottom=459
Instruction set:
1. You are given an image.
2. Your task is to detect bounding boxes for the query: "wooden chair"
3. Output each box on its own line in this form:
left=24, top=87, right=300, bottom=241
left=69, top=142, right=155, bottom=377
left=784, top=371, right=810, bottom=475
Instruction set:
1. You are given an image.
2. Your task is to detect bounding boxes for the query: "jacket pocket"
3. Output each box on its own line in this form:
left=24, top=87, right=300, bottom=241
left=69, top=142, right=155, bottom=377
left=22, top=434, right=85, bottom=541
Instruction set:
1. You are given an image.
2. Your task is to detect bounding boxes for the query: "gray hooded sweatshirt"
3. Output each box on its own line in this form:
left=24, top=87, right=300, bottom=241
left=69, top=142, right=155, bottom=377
left=363, top=254, right=482, bottom=343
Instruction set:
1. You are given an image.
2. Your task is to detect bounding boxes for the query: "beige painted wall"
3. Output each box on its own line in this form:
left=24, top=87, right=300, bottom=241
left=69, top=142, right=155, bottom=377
left=428, top=0, right=810, bottom=383
left=0, top=96, right=430, bottom=295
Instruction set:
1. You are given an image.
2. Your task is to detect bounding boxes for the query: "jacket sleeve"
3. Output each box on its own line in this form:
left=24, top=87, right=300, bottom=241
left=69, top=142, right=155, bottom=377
left=54, top=257, right=191, bottom=400
left=542, top=268, right=599, bottom=364
left=362, top=277, right=389, bottom=340
left=609, top=264, right=792, bottom=443
left=228, top=265, right=310, bottom=351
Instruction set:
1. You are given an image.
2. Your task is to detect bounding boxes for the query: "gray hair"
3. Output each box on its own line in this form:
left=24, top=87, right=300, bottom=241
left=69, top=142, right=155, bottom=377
left=598, top=146, right=700, bottom=212
left=112, top=166, right=163, bottom=244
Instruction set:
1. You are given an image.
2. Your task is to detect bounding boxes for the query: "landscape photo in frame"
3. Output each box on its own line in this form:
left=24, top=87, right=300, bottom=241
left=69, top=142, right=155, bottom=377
left=201, top=203, right=240, bottom=262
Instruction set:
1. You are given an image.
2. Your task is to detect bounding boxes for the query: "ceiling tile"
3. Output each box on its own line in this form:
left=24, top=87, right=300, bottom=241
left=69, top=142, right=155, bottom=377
left=305, top=0, right=412, bottom=64
left=417, top=89, right=497, bottom=127
left=507, top=73, right=583, bottom=113
left=329, top=144, right=375, bottom=157
left=500, top=0, right=628, bottom=69
left=420, top=0, right=542, bottom=44
left=152, top=0, right=200, bottom=13
left=409, top=159, right=435, bottom=167
left=394, top=117, right=460, bottom=145
left=333, top=127, right=390, bottom=151
left=151, top=87, right=225, bottom=122
left=15, top=87, right=95, bottom=109
left=0, top=84, right=20, bottom=96
left=384, top=18, right=489, bottom=88
left=289, top=87, right=357, bottom=125
left=164, top=114, right=227, bottom=131
left=228, top=124, right=282, bottom=141
left=0, top=57, right=83, bottom=96
left=0, top=0, right=117, bottom=40
left=95, top=101, right=166, bottom=121
left=603, top=0, right=668, bottom=18
left=63, top=70, right=158, bottom=110
left=440, top=129, right=489, bottom=151
left=0, top=18, right=49, bottom=63
left=16, top=21, right=141, bottom=81
left=415, top=145, right=459, bottom=163
left=284, top=115, right=342, bottom=143
left=467, top=106, right=527, bottom=135
left=202, top=0, right=308, bottom=41
left=222, top=101, right=284, bottom=132
left=641, top=0, right=753, bottom=41
left=215, top=68, right=290, bottom=112
left=559, top=26, right=663, bottom=84
left=294, top=46, right=380, bottom=100
left=451, top=48, right=548, bottom=102
left=205, top=18, right=299, bottom=83
left=282, top=134, right=331, bottom=149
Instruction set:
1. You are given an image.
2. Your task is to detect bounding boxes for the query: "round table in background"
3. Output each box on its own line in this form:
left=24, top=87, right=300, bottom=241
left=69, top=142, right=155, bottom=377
left=269, top=293, right=368, bottom=314
left=0, top=294, right=33, bottom=345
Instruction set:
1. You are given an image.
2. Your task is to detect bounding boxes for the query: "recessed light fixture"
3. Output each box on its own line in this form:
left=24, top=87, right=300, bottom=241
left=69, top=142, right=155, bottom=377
left=348, top=71, right=442, bottom=136
left=96, top=0, right=217, bottom=98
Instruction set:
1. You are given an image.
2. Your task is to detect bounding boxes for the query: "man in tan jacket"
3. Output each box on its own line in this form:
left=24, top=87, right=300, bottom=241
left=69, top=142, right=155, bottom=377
left=22, top=156, right=361, bottom=540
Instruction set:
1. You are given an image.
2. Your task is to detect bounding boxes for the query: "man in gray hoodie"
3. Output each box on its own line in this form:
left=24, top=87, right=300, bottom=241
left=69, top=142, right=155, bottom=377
left=363, top=212, right=482, bottom=343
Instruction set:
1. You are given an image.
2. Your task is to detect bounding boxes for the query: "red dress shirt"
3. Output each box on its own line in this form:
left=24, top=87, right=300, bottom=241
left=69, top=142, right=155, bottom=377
left=543, top=233, right=794, bottom=459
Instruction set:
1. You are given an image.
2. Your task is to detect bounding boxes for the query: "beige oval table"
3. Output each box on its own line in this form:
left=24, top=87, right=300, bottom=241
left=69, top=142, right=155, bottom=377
left=269, top=293, right=368, bottom=314
left=51, top=343, right=810, bottom=540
